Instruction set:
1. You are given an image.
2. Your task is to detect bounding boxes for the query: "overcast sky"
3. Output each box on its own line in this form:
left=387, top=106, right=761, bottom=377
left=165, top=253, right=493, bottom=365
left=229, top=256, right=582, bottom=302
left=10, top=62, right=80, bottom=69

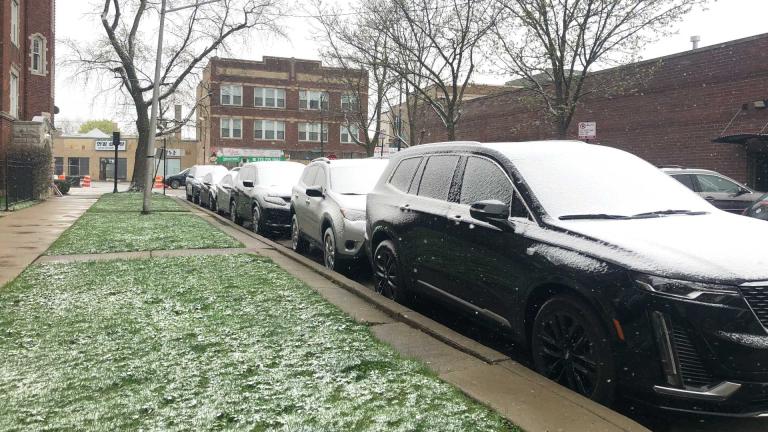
left=55, top=0, right=768, bottom=134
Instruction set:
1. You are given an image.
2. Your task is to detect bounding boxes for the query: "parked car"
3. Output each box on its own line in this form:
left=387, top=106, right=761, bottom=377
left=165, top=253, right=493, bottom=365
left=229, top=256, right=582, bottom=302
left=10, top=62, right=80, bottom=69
left=366, top=140, right=768, bottom=416
left=164, top=168, right=189, bottom=189
left=291, top=158, right=389, bottom=271
left=662, top=167, right=763, bottom=214
left=199, top=167, right=235, bottom=210
left=743, top=192, right=768, bottom=221
left=186, top=165, right=226, bottom=204
left=231, top=161, right=305, bottom=235
left=214, top=168, right=241, bottom=216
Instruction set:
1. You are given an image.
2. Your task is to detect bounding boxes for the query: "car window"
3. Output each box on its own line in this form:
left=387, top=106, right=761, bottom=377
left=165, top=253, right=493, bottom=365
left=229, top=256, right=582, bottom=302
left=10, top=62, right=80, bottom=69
left=315, top=166, right=328, bottom=188
left=417, top=155, right=460, bottom=201
left=671, top=174, right=696, bottom=191
left=329, top=161, right=389, bottom=194
left=221, top=174, right=232, bottom=187
left=696, top=174, right=741, bottom=193
left=389, top=157, right=422, bottom=192
left=459, top=157, right=513, bottom=206
left=301, top=166, right=317, bottom=186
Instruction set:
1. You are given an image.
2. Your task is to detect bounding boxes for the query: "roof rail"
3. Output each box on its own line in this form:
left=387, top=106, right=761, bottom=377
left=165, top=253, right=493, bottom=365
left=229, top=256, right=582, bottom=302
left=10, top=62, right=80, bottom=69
left=424, top=140, right=482, bottom=146
left=658, top=164, right=686, bottom=169
left=311, top=157, right=331, bottom=164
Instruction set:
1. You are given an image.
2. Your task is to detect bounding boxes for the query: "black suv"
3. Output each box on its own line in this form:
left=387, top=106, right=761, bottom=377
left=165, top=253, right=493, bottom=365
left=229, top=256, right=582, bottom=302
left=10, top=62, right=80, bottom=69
left=366, top=141, right=768, bottom=416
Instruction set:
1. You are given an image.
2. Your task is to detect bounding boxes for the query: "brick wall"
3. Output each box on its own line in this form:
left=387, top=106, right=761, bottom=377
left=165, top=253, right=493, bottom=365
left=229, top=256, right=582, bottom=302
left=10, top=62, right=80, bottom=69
left=421, top=33, right=768, bottom=185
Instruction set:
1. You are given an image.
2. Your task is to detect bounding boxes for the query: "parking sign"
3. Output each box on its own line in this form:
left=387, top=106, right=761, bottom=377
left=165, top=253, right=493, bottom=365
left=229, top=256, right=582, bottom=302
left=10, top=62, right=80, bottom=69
left=578, top=122, right=597, bottom=140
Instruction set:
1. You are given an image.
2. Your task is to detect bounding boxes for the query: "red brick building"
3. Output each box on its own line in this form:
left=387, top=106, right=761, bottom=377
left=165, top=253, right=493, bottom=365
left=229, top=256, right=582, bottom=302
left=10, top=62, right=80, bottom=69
left=197, top=56, right=369, bottom=165
left=0, top=0, right=56, bottom=150
left=421, top=33, right=768, bottom=190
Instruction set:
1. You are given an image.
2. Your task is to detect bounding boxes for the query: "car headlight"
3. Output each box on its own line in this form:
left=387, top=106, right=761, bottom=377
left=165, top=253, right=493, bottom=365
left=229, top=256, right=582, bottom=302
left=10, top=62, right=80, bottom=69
left=341, top=208, right=366, bottom=221
left=263, top=195, right=288, bottom=206
left=634, top=274, right=739, bottom=303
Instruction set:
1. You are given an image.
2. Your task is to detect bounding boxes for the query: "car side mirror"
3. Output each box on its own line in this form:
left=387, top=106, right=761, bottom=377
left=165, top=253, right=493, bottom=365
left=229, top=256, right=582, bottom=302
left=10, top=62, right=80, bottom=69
left=306, top=186, right=324, bottom=198
left=242, top=181, right=254, bottom=188
left=733, top=187, right=750, bottom=197
left=470, top=200, right=510, bottom=225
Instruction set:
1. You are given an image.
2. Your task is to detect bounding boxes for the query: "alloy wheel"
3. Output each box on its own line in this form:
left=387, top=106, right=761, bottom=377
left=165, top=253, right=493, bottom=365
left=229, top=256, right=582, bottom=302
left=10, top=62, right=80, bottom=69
left=324, top=229, right=336, bottom=270
left=373, top=243, right=399, bottom=299
left=252, top=206, right=261, bottom=234
left=230, top=202, right=237, bottom=223
left=291, top=216, right=301, bottom=251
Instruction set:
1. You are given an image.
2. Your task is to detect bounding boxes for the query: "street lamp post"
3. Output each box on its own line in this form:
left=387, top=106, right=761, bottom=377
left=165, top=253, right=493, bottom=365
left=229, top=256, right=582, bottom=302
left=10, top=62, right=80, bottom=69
left=142, top=0, right=221, bottom=214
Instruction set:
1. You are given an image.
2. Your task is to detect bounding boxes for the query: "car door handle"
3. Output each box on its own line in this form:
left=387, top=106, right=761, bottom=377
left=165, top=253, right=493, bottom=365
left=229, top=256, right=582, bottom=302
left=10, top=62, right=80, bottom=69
left=305, top=199, right=311, bottom=205
left=705, top=196, right=715, bottom=201
left=399, top=204, right=411, bottom=211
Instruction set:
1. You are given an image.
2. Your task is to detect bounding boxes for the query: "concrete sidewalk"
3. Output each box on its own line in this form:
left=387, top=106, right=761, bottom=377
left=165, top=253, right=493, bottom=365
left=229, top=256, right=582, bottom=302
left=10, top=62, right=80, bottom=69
left=181, top=199, right=651, bottom=432
left=0, top=193, right=102, bottom=287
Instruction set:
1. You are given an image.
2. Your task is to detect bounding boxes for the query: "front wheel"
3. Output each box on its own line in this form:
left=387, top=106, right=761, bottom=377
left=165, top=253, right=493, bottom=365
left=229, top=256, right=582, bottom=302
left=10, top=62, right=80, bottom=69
left=252, top=205, right=266, bottom=235
left=373, top=240, right=410, bottom=303
left=210, top=194, right=217, bottom=212
left=323, top=227, right=345, bottom=271
left=531, top=295, right=616, bottom=404
left=231, top=201, right=243, bottom=225
left=291, top=214, right=308, bottom=253
left=170, top=180, right=180, bottom=189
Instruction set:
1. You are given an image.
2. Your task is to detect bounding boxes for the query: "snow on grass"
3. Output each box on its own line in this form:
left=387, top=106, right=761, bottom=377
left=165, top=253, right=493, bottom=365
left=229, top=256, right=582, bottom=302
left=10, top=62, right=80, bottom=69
left=46, top=193, right=241, bottom=255
left=0, top=254, right=517, bottom=431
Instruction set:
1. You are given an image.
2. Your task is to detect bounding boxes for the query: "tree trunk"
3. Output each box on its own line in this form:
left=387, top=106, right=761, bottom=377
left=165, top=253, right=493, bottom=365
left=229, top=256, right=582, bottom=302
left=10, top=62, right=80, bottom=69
left=130, top=104, right=150, bottom=191
left=446, top=121, right=456, bottom=141
left=556, top=115, right=569, bottom=140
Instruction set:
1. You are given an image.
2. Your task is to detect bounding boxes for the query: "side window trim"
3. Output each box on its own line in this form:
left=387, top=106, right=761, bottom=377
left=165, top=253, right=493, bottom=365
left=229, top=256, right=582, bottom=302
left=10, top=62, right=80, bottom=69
left=456, top=153, right=536, bottom=222
left=387, top=156, right=423, bottom=193
left=416, top=155, right=461, bottom=201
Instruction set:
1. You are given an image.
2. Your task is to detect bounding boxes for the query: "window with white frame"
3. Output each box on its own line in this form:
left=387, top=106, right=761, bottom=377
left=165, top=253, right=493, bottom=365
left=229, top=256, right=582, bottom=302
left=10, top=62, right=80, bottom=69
left=220, top=118, right=242, bottom=139
left=11, top=0, right=19, bottom=47
left=30, top=35, right=46, bottom=75
left=220, top=85, right=242, bottom=106
left=9, top=71, right=19, bottom=118
left=299, top=90, right=329, bottom=110
left=254, top=120, right=285, bottom=140
left=340, top=124, right=359, bottom=143
left=341, top=93, right=358, bottom=112
left=254, top=88, right=285, bottom=108
left=298, top=123, right=328, bottom=142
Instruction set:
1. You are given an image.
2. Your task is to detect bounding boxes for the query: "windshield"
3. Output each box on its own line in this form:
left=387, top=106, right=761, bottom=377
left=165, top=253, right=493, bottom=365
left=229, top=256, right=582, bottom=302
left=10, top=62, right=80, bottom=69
left=194, top=165, right=218, bottom=179
left=329, top=160, right=389, bottom=194
left=505, top=145, right=713, bottom=219
left=257, top=163, right=305, bottom=187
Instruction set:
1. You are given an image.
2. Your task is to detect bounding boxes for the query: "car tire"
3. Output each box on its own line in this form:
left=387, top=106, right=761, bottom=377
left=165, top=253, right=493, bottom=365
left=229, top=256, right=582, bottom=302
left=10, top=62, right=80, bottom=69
left=186, top=191, right=192, bottom=202
left=252, top=204, right=266, bottom=235
left=193, top=191, right=200, bottom=205
left=372, top=240, right=410, bottom=303
left=231, top=201, right=243, bottom=225
left=531, top=294, right=616, bottom=405
left=323, top=227, right=346, bottom=272
left=170, top=179, right=180, bottom=189
left=210, top=194, right=217, bottom=212
left=291, top=214, right=308, bottom=253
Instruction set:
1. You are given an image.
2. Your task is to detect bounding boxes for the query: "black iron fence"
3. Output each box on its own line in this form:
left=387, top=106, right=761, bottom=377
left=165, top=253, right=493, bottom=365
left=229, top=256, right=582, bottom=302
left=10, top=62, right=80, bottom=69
left=1, top=158, right=36, bottom=211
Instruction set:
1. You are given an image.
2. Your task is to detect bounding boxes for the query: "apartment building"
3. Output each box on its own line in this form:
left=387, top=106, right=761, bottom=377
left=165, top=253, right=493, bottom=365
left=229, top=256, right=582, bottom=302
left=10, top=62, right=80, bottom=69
left=0, top=0, right=56, bottom=150
left=197, top=56, right=369, bottom=165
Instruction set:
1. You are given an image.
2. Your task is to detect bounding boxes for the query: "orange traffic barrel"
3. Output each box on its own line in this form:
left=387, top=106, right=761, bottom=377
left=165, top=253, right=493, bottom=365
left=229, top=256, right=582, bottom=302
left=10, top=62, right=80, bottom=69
left=153, top=175, right=163, bottom=189
left=82, top=175, right=91, bottom=187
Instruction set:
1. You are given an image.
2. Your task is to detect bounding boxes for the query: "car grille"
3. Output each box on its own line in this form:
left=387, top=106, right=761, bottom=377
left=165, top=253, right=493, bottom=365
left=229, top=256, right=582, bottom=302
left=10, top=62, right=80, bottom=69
left=671, top=325, right=714, bottom=388
left=740, top=285, right=768, bottom=329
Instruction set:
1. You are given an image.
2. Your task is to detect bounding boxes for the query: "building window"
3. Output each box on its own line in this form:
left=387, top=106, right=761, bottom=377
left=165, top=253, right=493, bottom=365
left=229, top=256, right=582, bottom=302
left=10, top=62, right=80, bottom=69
left=220, top=118, right=242, bottom=139
left=341, top=93, right=358, bottom=112
left=299, top=90, right=329, bottom=110
left=30, top=35, right=47, bottom=75
left=9, top=71, right=19, bottom=118
left=54, top=157, right=64, bottom=176
left=340, top=124, right=360, bottom=143
left=254, top=120, right=285, bottom=140
left=11, top=0, right=19, bottom=47
left=220, top=85, right=242, bottom=106
left=298, top=123, right=327, bottom=142
left=254, top=88, right=285, bottom=108
left=67, top=158, right=90, bottom=177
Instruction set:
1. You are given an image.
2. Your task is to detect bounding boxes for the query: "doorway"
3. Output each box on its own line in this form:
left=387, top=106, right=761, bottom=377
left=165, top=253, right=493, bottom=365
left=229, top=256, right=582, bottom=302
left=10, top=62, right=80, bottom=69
left=99, top=158, right=127, bottom=181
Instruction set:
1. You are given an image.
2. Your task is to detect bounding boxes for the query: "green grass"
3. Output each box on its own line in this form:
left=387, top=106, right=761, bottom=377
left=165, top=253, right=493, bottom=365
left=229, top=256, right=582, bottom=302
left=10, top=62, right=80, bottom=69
left=46, top=193, right=240, bottom=255
left=0, top=254, right=517, bottom=431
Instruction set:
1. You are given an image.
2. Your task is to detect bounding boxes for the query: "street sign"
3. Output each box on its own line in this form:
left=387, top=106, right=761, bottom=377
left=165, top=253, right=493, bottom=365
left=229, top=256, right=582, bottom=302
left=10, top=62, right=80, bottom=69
left=95, top=139, right=127, bottom=151
left=578, top=122, right=597, bottom=140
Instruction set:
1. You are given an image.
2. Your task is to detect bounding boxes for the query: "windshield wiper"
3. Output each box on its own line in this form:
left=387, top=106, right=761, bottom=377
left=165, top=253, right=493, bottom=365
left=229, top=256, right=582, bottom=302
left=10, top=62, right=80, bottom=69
left=631, top=209, right=708, bottom=218
left=559, top=214, right=629, bottom=220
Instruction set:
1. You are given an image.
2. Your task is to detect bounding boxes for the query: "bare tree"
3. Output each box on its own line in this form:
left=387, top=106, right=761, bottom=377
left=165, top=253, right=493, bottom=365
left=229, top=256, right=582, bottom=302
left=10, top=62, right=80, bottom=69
left=371, top=0, right=499, bottom=141
left=311, top=0, right=393, bottom=156
left=65, top=0, right=283, bottom=189
left=492, top=0, right=707, bottom=138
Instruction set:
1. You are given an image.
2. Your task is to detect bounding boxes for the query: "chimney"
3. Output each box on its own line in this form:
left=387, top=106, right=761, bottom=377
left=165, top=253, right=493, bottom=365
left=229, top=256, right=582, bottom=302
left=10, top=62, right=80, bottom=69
left=174, top=105, right=183, bottom=140
left=690, top=35, right=701, bottom=50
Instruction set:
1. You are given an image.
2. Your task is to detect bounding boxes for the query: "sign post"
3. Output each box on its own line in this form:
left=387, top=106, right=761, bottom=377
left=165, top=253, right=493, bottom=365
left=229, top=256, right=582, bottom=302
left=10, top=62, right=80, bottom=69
left=112, top=131, right=120, bottom=193
left=578, top=122, right=597, bottom=142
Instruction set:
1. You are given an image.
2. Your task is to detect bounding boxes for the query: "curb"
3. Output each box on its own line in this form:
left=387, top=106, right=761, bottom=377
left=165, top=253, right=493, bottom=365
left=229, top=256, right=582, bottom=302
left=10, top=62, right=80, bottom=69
left=178, top=197, right=650, bottom=432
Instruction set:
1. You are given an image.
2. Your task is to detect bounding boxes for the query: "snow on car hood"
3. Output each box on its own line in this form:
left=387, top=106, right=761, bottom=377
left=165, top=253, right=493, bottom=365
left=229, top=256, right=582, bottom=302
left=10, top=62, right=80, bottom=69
left=332, top=193, right=367, bottom=212
left=258, top=185, right=292, bottom=198
left=525, top=212, right=768, bottom=284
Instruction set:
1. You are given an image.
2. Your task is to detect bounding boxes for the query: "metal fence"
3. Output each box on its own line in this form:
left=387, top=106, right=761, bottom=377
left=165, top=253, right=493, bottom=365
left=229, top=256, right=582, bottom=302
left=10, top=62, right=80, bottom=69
left=1, top=158, right=35, bottom=211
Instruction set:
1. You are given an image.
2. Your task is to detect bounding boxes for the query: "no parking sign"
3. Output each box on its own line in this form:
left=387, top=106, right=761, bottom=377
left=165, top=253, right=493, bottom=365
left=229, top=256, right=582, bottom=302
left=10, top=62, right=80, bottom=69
left=578, top=122, right=597, bottom=140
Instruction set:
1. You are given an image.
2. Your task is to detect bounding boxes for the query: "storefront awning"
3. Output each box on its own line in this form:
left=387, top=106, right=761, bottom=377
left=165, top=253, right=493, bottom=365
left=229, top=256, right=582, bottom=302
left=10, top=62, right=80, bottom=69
left=712, top=133, right=768, bottom=145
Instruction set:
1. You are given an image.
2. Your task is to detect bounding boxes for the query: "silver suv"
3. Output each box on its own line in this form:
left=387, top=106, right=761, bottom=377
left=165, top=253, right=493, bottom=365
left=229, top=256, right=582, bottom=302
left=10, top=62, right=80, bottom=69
left=661, top=167, right=762, bottom=214
left=291, top=158, right=389, bottom=271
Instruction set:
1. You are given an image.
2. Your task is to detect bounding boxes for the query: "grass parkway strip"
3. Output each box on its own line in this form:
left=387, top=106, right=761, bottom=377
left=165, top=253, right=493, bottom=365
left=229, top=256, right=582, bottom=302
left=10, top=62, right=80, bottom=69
left=0, top=192, right=518, bottom=431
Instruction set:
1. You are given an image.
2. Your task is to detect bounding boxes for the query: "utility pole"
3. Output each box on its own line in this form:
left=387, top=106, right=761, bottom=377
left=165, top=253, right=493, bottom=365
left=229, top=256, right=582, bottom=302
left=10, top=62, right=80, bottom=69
left=163, top=137, right=167, bottom=196
left=113, top=131, right=120, bottom=193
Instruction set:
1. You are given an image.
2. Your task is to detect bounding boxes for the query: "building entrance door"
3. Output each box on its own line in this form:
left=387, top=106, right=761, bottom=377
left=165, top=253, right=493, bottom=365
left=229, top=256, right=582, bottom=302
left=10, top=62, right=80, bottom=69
left=99, top=158, right=127, bottom=181
left=753, top=152, right=768, bottom=192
